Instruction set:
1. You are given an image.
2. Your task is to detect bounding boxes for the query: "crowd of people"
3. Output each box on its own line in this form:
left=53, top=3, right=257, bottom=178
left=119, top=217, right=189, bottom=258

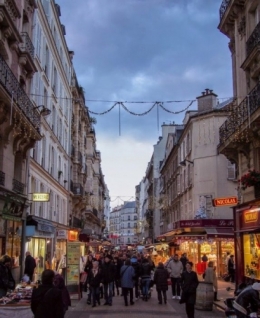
left=0, top=249, right=238, bottom=318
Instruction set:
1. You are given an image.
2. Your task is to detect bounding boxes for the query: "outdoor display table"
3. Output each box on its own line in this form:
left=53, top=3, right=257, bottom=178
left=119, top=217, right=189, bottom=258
left=0, top=303, right=32, bottom=317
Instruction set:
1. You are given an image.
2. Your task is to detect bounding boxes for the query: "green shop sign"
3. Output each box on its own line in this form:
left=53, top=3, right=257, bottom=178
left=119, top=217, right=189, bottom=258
left=1, top=195, right=26, bottom=221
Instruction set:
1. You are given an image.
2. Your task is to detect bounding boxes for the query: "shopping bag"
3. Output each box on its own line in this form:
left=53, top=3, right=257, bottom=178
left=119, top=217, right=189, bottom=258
left=80, top=272, right=87, bottom=283
left=167, top=278, right=172, bottom=285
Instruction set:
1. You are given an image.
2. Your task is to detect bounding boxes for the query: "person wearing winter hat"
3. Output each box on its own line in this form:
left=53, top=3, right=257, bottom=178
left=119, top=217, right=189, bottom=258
left=102, top=254, right=115, bottom=306
left=233, top=283, right=260, bottom=318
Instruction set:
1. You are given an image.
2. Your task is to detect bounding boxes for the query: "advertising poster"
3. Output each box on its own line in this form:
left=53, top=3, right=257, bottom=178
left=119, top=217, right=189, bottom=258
left=66, top=242, right=81, bottom=297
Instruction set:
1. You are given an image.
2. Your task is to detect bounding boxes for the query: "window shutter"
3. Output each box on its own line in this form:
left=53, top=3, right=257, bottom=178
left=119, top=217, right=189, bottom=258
left=227, top=160, right=236, bottom=180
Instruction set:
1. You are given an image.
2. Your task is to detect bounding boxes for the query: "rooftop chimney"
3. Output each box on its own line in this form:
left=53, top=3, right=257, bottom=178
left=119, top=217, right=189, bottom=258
left=197, top=89, right=217, bottom=112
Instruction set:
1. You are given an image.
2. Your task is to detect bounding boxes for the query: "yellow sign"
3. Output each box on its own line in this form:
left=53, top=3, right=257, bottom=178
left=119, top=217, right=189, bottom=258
left=212, top=196, right=238, bottom=207
left=244, top=210, right=259, bottom=223
left=32, top=193, right=50, bottom=202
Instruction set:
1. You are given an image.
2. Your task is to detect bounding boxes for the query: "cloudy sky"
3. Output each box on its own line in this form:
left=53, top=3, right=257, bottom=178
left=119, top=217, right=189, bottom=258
left=60, top=0, right=232, bottom=207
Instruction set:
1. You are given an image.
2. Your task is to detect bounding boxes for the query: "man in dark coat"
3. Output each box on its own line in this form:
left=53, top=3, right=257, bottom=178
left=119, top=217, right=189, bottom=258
left=154, top=262, right=168, bottom=304
left=87, top=261, right=103, bottom=307
left=24, top=251, right=36, bottom=281
left=102, top=255, right=115, bottom=306
left=31, top=269, right=64, bottom=318
left=179, top=261, right=199, bottom=318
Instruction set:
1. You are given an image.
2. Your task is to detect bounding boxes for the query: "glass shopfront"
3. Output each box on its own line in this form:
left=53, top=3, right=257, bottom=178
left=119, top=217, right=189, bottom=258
left=27, top=238, right=46, bottom=278
left=6, top=220, right=22, bottom=268
left=243, top=233, right=260, bottom=279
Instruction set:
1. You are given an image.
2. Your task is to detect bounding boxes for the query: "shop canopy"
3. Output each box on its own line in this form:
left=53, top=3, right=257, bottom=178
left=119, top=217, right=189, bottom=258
left=205, top=227, right=234, bottom=238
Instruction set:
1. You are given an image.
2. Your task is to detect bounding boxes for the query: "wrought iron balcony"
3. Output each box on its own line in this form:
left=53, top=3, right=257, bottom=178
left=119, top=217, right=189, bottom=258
left=0, top=54, right=40, bottom=131
left=219, top=0, right=231, bottom=21
left=12, top=179, right=25, bottom=193
left=20, top=32, right=34, bottom=59
left=219, top=80, right=260, bottom=146
left=0, top=171, right=5, bottom=186
left=246, top=21, right=260, bottom=57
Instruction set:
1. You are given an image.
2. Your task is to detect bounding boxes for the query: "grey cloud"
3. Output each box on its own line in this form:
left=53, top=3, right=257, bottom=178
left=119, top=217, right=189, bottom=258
left=59, top=0, right=232, bottom=140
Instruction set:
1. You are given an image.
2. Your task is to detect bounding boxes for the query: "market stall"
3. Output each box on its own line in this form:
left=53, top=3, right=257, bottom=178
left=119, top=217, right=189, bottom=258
left=0, top=284, right=33, bottom=317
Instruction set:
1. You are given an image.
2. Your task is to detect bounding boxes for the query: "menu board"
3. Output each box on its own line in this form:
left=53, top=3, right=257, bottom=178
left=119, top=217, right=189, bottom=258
left=66, top=242, right=81, bottom=294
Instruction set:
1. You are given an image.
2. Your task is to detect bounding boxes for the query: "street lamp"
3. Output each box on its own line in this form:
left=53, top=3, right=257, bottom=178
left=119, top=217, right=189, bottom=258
left=179, top=159, right=194, bottom=166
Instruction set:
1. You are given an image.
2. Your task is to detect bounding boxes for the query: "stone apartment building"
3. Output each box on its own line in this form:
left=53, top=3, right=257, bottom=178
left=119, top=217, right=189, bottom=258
left=158, top=89, right=237, bottom=274
left=26, top=0, right=73, bottom=269
left=109, top=205, right=122, bottom=246
left=0, top=0, right=41, bottom=280
left=120, top=201, right=138, bottom=245
left=218, top=0, right=260, bottom=283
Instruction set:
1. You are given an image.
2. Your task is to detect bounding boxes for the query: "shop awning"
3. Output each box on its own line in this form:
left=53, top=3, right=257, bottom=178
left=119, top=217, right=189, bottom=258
left=26, top=215, right=55, bottom=233
left=205, top=227, right=234, bottom=238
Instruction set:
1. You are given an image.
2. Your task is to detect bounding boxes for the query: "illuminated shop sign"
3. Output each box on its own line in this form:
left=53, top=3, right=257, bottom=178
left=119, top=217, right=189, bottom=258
left=212, top=196, right=238, bottom=207
left=32, top=193, right=50, bottom=202
left=244, top=209, right=259, bottom=223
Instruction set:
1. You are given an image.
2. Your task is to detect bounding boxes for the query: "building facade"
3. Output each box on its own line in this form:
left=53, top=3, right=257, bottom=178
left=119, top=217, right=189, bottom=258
left=120, top=201, right=138, bottom=245
left=218, top=0, right=260, bottom=283
left=0, top=0, right=41, bottom=280
left=158, top=89, right=237, bottom=276
left=109, top=205, right=122, bottom=246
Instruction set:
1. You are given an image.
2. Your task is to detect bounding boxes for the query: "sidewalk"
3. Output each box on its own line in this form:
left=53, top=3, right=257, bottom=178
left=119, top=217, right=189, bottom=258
left=213, top=279, right=236, bottom=310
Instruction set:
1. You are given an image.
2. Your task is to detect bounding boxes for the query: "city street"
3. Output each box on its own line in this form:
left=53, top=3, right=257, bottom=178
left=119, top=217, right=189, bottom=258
left=65, top=286, right=227, bottom=318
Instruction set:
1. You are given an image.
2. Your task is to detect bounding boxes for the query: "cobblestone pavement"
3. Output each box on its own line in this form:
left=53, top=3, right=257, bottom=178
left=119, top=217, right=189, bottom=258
left=65, top=280, right=232, bottom=318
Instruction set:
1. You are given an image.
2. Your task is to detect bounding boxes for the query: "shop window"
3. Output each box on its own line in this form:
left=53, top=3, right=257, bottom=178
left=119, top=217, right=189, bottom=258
left=27, top=238, right=46, bottom=277
left=243, top=233, right=260, bottom=279
left=6, top=220, right=22, bottom=268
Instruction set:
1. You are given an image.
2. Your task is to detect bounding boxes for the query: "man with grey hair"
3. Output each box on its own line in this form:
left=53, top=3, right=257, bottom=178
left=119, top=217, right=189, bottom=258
left=24, top=251, right=36, bottom=281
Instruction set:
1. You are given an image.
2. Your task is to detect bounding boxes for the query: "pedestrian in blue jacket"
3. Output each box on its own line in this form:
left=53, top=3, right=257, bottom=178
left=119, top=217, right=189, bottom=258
left=120, top=259, right=135, bottom=306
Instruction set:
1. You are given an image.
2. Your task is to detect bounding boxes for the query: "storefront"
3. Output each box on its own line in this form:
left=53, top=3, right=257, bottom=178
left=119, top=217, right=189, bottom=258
left=234, top=200, right=260, bottom=284
left=54, top=229, right=68, bottom=271
left=165, top=219, right=234, bottom=276
left=0, top=191, right=27, bottom=281
left=26, top=215, right=55, bottom=279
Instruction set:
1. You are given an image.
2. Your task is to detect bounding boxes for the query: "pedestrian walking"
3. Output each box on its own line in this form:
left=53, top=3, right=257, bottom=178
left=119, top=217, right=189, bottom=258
left=140, top=258, right=152, bottom=301
left=53, top=273, right=71, bottom=314
left=130, top=254, right=141, bottom=299
left=31, top=269, right=64, bottom=318
left=166, top=254, right=183, bottom=299
left=102, top=254, right=115, bottom=306
left=228, top=255, right=235, bottom=283
left=180, top=253, right=189, bottom=270
left=24, top=251, right=36, bottom=281
left=120, top=259, right=135, bottom=306
left=179, top=261, right=199, bottom=318
left=204, top=261, right=219, bottom=301
left=87, top=261, right=102, bottom=307
left=154, top=262, right=168, bottom=304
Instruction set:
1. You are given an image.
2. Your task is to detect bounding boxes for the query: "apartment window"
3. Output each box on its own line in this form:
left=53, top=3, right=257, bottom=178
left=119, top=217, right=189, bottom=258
left=41, top=136, right=46, bottom=168
left=52, top=67, right=57, bottom=95
left=45, top=46, right=49, bottom=77
left=128, top=215, right=130, bottom=221
left=128, top=230, right=130, bottom=234
left=227, top=160, right=236, bottom=180
left=134, top=216, right=137, bottom=220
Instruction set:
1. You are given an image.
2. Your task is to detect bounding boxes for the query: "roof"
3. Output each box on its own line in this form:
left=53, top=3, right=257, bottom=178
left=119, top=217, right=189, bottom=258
left=123, top=201, right=136, bottom=209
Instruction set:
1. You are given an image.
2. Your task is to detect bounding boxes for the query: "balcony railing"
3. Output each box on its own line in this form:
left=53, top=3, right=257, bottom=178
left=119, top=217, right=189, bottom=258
left=71, top=182, right=83, bottom=196
left=0, top=171, right=5, bottom=186
left=20, top=32, right=34, bottom=59
left=219, top=81, right=260, bottom=146
left=0, top=54, right=40, bottom=131
left=219, top=0, right=231, bottom=21
left=12, top=179, right=25, bottom=193
left=246, top=20, right=260, bottom=57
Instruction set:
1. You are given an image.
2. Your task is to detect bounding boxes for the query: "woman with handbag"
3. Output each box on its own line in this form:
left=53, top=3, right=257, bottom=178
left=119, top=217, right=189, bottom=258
left=0, top=255, right=15, bottom=297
